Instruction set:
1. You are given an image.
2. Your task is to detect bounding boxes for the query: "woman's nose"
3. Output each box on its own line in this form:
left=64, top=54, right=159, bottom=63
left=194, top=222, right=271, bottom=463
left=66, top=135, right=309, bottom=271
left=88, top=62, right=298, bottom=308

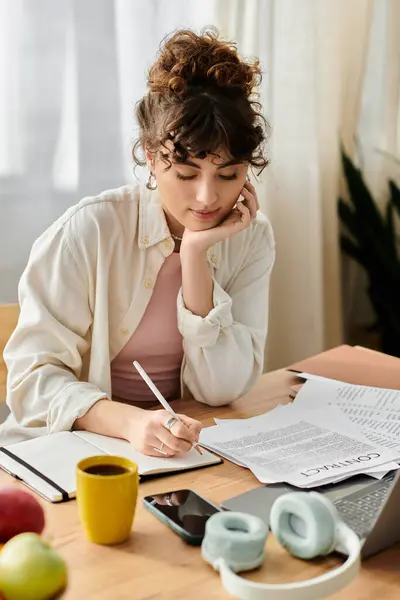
left=195, top=181, right=218, bottom=207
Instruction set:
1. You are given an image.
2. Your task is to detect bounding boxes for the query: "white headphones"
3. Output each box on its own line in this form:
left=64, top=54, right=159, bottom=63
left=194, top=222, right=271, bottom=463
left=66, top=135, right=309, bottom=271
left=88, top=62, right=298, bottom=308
left=201, top=491, right=361, bottom=600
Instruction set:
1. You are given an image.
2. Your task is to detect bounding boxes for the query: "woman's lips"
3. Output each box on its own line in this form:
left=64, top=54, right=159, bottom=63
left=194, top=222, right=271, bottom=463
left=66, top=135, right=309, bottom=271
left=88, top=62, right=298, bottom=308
left=190, top=208, right=220, bottom=221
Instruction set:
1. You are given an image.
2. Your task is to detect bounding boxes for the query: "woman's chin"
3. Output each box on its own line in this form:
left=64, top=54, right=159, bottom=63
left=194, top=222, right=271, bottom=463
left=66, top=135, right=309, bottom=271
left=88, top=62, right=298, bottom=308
left=186, top=223, right=215, bottom=232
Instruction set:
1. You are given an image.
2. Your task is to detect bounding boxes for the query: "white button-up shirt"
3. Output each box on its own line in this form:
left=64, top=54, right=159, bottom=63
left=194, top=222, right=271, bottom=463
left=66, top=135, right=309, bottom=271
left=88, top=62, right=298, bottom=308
left=1, top=183, right=275, bottom=444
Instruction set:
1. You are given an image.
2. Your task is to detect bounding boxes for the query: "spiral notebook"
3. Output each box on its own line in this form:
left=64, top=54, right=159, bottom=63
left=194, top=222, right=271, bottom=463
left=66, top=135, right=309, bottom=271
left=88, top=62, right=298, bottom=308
left=0, top=431, right=221, bottom=503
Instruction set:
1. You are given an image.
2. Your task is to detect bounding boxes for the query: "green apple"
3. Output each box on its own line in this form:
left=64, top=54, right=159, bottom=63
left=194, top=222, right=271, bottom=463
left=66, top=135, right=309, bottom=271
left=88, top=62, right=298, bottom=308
left=0, top=533, right=67, bottom=600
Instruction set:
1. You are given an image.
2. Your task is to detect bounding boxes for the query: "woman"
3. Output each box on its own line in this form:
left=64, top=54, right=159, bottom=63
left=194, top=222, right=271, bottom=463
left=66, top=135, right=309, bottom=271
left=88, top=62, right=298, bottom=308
left=1, top=29, right=275, bottom=455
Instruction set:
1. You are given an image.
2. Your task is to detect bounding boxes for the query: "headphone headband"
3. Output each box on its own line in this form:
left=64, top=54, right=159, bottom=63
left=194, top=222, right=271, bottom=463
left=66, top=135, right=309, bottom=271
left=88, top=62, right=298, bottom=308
left=202, top=492, right=361, bottom=599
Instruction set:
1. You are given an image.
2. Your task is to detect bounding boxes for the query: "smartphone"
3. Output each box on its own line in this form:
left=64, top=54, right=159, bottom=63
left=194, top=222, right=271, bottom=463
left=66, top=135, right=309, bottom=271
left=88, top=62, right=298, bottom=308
left=143, top=489, right=221, bottom=545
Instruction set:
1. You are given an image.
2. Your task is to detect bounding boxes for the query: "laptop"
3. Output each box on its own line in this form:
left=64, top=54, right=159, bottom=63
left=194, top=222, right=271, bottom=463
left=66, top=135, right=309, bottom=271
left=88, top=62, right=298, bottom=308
left=221, top=470, right=400, bottom=557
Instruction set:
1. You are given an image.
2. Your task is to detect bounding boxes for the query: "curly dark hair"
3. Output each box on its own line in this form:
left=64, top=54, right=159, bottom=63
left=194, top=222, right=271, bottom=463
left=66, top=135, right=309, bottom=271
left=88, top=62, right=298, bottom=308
left=133, top=28, right=269, bottom=173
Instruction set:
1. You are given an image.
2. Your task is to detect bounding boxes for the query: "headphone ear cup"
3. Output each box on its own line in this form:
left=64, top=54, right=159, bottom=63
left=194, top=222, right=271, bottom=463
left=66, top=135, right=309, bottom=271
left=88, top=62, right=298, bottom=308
left=270, top=492, right=339, bottom=560
left=201, top=511, right=268, bottom=573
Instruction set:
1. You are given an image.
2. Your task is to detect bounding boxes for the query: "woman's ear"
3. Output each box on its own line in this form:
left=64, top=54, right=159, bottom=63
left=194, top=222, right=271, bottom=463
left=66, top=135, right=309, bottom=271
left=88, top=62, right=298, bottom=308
left=145, top=149, right=154, bottom=172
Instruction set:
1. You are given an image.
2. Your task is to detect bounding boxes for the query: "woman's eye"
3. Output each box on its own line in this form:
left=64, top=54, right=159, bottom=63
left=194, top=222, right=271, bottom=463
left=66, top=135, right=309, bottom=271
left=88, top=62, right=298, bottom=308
left=175, top=171, right=238, bottom=181
left=219, top=173, right=238, bottom=181
left=176, top=173, right=197, bottom=181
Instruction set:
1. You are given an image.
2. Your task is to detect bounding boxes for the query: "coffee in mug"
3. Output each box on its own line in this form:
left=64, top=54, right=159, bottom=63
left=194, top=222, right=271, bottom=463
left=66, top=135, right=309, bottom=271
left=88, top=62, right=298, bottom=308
left=83, top=464, right=129, bottom=476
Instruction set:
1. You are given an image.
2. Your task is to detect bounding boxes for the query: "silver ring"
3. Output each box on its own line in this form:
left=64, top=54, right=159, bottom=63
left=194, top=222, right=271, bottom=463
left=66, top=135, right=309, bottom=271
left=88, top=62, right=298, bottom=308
left=153, top=442, right=167, bottom=455
left=165, top=493, right=174, bottom=507
left=165, top=416, right=178, bottom=431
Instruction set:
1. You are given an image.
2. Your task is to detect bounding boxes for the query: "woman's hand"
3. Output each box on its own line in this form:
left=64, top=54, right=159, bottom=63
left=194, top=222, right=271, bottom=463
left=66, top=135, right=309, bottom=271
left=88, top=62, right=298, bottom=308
left=75, top=400, right=202, bottom=458
left=181, top=180, right=259, bottom=254
left=126, top=409, right=203, bottom=457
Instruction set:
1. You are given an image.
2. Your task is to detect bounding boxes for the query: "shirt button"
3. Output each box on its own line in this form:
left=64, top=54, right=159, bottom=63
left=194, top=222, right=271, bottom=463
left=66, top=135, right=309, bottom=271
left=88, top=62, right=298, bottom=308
left=144, top=279, right=153, bottom=288
left=211, top=254, right=217, bottom=264
left=164, top=239, right=172, bottom=250
left=142, top=236, right=149, bottom=246
left=119, top=328, right=129, bottom=335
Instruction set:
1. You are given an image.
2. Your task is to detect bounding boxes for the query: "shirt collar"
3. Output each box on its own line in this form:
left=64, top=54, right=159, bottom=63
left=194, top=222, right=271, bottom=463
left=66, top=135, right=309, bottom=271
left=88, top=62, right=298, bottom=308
left=138, top=184, right=170, bottom=249
left=138, top=183, right=221, bottom=269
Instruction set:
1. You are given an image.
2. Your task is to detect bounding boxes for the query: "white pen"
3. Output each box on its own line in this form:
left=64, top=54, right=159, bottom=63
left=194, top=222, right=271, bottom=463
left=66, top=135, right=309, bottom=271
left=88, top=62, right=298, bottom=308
left=133, top=361, right=202, bottom=454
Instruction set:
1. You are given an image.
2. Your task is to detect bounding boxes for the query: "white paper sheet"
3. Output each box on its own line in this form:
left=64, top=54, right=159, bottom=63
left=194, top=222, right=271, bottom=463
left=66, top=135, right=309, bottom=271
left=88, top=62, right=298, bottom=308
left=215, top=407, right=399, bottom=480
left=200, top=406, right=400, bottom=487
left=297, top=372, right=343, bottom=384
left=295, top=380, right=400, bottom=414
left=294, top=380, right=400, bottom=449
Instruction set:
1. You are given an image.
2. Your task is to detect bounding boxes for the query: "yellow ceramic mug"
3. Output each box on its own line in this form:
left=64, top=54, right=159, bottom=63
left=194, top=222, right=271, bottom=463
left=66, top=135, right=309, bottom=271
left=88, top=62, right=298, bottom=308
left=76, top=455, right=139, bottom=545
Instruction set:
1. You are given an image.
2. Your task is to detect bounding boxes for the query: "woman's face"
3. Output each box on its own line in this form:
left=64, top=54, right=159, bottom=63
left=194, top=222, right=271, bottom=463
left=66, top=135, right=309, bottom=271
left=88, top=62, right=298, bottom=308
left=147, top=147, right=248, bottom=236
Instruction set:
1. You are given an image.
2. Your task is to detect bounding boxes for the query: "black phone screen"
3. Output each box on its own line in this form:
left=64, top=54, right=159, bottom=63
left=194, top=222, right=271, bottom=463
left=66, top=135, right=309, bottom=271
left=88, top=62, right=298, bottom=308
left=144, top=489, right=220, bottom=536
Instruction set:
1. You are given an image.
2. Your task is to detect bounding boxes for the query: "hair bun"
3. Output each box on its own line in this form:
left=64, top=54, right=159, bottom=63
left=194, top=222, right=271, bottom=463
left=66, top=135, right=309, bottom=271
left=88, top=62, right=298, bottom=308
left=148, top=28, right=260, bottom=98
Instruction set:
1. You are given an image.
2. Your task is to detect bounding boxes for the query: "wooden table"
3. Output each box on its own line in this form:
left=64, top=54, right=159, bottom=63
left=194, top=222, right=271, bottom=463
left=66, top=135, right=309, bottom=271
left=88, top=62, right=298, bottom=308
left=0, top=369, right=399, bottom=599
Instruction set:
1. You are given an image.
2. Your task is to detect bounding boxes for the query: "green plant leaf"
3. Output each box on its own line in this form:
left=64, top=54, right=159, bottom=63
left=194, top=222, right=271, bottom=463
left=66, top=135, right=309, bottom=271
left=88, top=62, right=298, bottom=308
left=338, top=198, right=358, bottom=238
left=389, top=179, right=400, bottom=217
left=339, top=193, right=397, bottom=275
left=338, top=146, right=400, bottom=356
left=385, top=201, right=398, bottom=259
left=340, top=234, right=365, bottom=266
left=341, top=148, right=387, bottom=240
left=340, top=149, right=400, bottom=278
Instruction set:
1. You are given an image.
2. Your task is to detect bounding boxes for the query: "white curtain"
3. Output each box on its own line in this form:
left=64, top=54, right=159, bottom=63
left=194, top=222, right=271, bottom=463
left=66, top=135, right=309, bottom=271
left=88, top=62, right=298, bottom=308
left=0, top=0, right=220, bottom=299
left=219, top=0, right=399, bottom=369
left=344, top=0, right=400, bottom=339
left=0, top=0, right=398, bottom=370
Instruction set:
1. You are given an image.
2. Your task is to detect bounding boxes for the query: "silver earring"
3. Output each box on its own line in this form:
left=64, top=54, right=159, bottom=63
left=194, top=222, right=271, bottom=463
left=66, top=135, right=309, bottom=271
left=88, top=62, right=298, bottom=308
left=146, top=172, right=157, bottom=191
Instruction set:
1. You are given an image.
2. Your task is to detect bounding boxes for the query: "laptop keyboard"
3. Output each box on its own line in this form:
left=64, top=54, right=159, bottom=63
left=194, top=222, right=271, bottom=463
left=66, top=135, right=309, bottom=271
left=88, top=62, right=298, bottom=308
left=333, top=474, right=395, bottom=538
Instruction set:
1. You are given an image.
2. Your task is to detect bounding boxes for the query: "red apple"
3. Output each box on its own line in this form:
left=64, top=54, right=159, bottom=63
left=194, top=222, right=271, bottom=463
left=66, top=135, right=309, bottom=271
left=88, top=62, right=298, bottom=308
left=0, top=488, right=45, bottom=542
